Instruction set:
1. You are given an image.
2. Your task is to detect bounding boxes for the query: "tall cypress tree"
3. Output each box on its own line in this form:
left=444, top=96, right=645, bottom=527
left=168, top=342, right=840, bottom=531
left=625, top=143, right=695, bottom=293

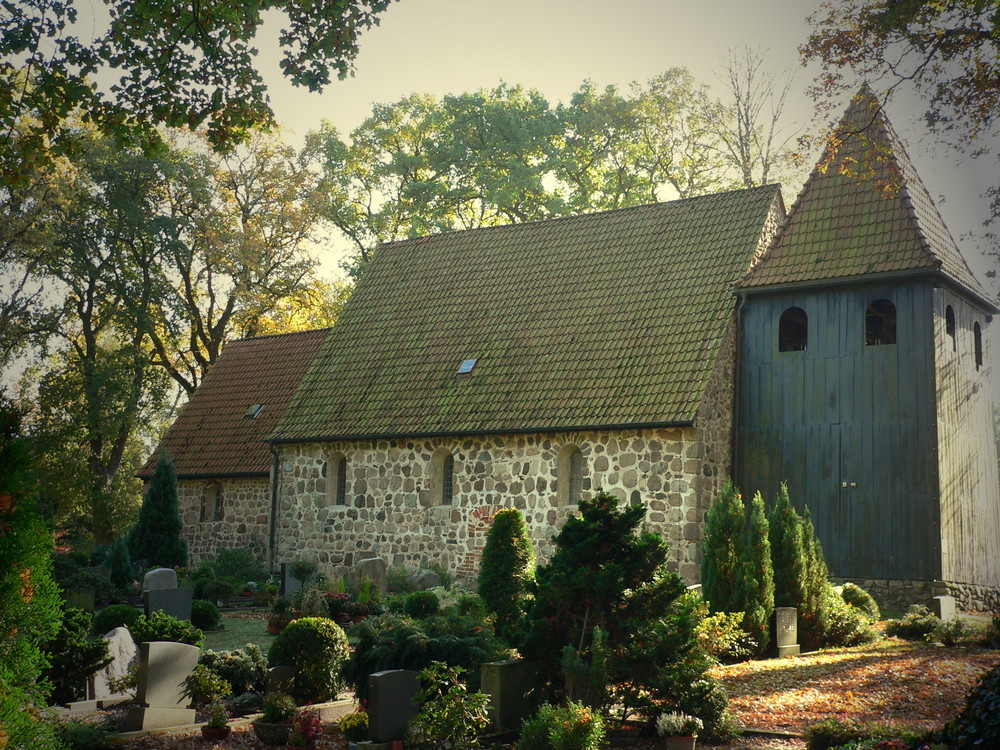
left=799, top=507, right=830, bottom=646
left=700, top=480, right=745, bottom=613
left=737, top=492, right=774, bottom=655
left=478, top=507, right=535, bottom=641
left=128, top=454, right=187, bottom=568
left=768, top=482, right=806, bottom=610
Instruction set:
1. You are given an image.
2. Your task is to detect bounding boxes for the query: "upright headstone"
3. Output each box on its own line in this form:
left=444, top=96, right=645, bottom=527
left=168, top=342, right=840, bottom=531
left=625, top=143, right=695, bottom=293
left=64, top=588, right=96, bottom=611
left=89, top=626, right=139, bottom=703
left=932, top=595, right=956, bottom=622
left=266, top=665, right=296, bottom=695
left=124, top=641, right=199, bottom=730
left=408, top=569, right=442, bottom=591
left=281, top=562, right=303, bottom=599
left=142, top=567, right=178, bottom=591
left=355, top=557, right=388, bottom=593
left=142, top=566, right=192, bottom=621
left=772, top=607, right=801, bottom=658
left=480, top=659, right=536, bottom=732
left=367, top=669, right=420, bottom=743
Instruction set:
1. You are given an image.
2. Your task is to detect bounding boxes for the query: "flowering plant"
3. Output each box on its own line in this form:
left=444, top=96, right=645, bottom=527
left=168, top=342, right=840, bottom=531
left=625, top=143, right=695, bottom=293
left=656, top=711, right=703, bottom=737
left=206, top=699, right=229, bottom=729
left=338, top=710, right=368, bottom=742
left=288, top=709, right=322, bottom=746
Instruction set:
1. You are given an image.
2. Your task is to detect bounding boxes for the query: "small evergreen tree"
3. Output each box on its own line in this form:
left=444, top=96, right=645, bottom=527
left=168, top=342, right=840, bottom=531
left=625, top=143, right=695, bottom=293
left=106, top=536, right=133, bottom=591
left=799, top=507, right=830, bottom=646
left=737, top=492, right=774, bottom=655
left=477, top=507, right=535, bottom=641
left=768, top=483, right=806, bottom=610
left=128, top=454, right=187, bottom=568
left=700, top=480, right=745, bottom=614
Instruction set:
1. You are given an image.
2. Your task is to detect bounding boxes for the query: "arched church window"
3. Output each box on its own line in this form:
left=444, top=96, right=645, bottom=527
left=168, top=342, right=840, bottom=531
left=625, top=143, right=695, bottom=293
left=975, top=322, right=983, bottom=370
left=202, top=482, right=223, bottom=522
left=865, top=299, right=896, bottom=346
left=324, top=453, right=348, bottom=505
left=431, top=448, right=455, bottom=506
left=778, top=307, right=808, bottom=352
left=557, top=444, right=585, bottom=507
left=945, top=306, right=956, bottom=351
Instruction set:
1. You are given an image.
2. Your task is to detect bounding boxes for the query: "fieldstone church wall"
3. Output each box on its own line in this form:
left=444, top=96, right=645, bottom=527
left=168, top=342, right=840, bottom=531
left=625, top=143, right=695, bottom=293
left=177, top=478, right=270, bottom=565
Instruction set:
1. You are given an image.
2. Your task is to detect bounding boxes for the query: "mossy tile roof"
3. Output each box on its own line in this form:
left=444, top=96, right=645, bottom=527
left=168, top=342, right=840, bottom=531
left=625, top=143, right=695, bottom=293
left=741, top=86, right=992, bottom=304
left=141, top=328, right=330, bottom=477
left=273, top=185, right=782, bottom=442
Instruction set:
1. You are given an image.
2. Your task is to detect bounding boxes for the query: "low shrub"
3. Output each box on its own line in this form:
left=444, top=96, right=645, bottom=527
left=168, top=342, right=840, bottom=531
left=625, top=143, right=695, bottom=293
left=185, top=664, right=232, bottom=707
left=43, top=608, right=112, bottom=705
left=840, top=583, right=880, bottom=622
left=63, top=569, right=117, bottom=604
left=407, top=662, right=490, bottom=749
left=268, top=617, right=350, bottom=703
left=926, top=618, right=974, bottom=647
left=822, top=586, right=879, bottom=647
left=191, top=599, right=222, bottom=631
left=89, top=546, right=113, bottom=567
left=936, top=663, right=1000, bottom=748
left=695, top=611, right=758, bottom=663
left=338, top=710, right=368, bottom=742
left=518, top=701, right=606, bottom=750
left=194, top=577, right=236, bottom=603
left=210, top=547, right=269, bottom=584
left=404, top=590, right=440, bottom=619
left=259, top=692, right=297, bottom=723
left=130, top=610, right=204, bottom=647
left=227, top=691, right=263, bottom=717
left=91, top=604, right=141, bottom=635
left=806, top=718, right=926, bottom=750
left=885, top=605, right=939, bottom=640
left=201, top=644, right=268, bottom=695
left=57, top=719, right=115, bottom=750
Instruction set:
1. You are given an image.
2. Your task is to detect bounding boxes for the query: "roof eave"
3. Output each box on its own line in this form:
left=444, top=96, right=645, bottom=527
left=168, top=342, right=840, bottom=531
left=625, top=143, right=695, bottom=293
left=268, top=418, right=697, bottom=445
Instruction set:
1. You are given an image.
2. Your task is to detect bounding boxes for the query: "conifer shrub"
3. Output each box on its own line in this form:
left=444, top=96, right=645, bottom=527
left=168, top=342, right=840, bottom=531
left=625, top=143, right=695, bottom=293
left=268, top=617, right=350, bottom=703
left=200, top=644, right=268, bottom=695
left=477, top=507, right=535, bottom=641
left=127, top=454, right=188, bottom=568
left=518, top=701, right=606, bottom=750
left=91, top=604, right=141, bottom=635
left=130, top=610, right=204, bottom=647
left=43, top=608, right=112, bottom=705
left=700, top=480, right=744, bottom=614
left=821, top=587, right=878, bottom=647
left=191, top=599, right=223, bottom=631
left=885, top=605, right=939, bottom=640
left=936, top=662, right=1000, bottom=748
left=403, top=589, right=440, bottom=619
left=106, top=536, right=134, bottom=591
left=840, top=582, right=880, bottom=622
left=738, top=492, right=774, bottom=655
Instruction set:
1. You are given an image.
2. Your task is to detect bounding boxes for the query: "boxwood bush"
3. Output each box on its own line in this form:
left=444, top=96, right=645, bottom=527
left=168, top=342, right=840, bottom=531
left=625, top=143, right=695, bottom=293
left=268, top=617, right=349, bottom=703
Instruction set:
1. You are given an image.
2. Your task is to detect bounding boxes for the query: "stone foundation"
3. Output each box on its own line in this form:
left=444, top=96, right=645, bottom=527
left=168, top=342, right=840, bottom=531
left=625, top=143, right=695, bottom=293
left=177, top=478, right=271, bottom=566
left=831, top=576, right=1000, bottom=614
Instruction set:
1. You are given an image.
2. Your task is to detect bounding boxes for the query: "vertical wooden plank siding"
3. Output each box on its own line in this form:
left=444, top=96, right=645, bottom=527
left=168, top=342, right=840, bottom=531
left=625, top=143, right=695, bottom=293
left=737, top=281, right=941, bottom=581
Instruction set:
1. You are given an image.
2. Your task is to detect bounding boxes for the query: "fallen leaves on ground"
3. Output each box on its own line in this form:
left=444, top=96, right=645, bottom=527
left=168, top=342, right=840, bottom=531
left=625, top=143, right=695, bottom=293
left=710, top=637, right=1000, bottom=735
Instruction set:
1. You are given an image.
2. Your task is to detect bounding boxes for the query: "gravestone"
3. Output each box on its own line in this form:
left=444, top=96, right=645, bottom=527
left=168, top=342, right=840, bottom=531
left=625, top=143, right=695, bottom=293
left=367, top=669, right=420, bottom=743
left=142, top=566, right=192, bottom=621
left=64, top=588, right=96, bottom=611
left=281, top=562, right=303, bottom=599
left=772, top=607, right=801, bottom=658
left=267, top=665, right=296, bottom=695
left=932, top=595, right=956, bottom=622
left=480, top=659, right=535, bottom=732
left=355, top=557, right=388, bottom=593
left=142, top=567, right=177, bottom=591
left=124, top=640, right=199, bottom=730
left=89, top=626, right=138, bottom=703
left=409, top=569, right=442, bottom=591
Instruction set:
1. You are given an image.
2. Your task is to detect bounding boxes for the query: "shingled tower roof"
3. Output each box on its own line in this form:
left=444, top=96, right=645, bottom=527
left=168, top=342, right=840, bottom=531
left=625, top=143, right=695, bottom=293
left=272, top=185, right=783, bottom=442
left=141, top=328, right=330, bottom=478
left=740, top=86, right=994, bottom=309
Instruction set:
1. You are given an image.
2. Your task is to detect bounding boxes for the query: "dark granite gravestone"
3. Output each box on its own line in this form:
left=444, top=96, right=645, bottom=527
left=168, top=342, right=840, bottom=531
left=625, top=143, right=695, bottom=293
left=124, top=641, right=199, bottom=730
left=480, top=659, right=535, bottom=732
left=367, top=669, right=420, bottom=743
left=772, top=607, right=801, bottom=657
left=143, top=586, right=193, bottom=621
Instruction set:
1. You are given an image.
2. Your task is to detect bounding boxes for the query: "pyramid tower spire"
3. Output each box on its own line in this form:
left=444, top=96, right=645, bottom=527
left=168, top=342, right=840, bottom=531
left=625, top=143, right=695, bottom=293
left=740, top=86, right=994, bottom=311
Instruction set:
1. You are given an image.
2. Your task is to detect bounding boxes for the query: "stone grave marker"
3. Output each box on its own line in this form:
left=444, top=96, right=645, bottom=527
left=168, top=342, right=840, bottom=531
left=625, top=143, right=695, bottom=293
left=772, top=607, right=801, bottom=658
left=142, top=567, right=177, bottom=591
left=932, top=595, right=956, bottom=622
left=367, top=669, right=420, bottom=743
left=355, top=557, right=388, bottom=593
left=408, top=569, right=442, bottom=591
left=142, top=566, right=192, bottom=621
left=267, top=665, right=296, bottom=695
left=124, top=641, right=199, bottom=730
left=281, top=562, right=302, bottom=599
left=480, top=659, right=535, bottom=732
left=89, top=626, right=138, bottom=704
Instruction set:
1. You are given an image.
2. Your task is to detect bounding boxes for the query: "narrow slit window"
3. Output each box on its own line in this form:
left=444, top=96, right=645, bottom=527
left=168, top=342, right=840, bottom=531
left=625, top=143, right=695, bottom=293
left=865, top=299, right=897, bottom=346
left=945, top=306, right=956, bottom=351
left=203, top=482, right=223, bottom=522
left=441, top=454, right=454, bottom=505
left=325, top=453, right=348, bottom=505
left=974, top=322, right=983, bottom=370
left=557, top=445, right=585, bottom=507
left=779, top=307, right=808, bottom=352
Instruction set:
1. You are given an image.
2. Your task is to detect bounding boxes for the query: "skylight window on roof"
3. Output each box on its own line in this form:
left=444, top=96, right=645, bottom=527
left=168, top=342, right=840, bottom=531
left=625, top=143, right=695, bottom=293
left=244, top=404, right=264, bottom=419
left=457, top=358, right=478, bottom=374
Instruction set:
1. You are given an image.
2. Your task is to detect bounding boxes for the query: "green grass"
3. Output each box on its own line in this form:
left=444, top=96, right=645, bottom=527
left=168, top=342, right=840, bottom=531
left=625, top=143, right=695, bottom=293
left=203, top=614, right=277, bottom=653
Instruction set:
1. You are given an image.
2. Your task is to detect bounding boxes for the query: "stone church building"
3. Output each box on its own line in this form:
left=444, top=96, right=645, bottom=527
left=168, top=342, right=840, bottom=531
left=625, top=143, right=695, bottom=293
left=143, top=90, right=1000, bottom=610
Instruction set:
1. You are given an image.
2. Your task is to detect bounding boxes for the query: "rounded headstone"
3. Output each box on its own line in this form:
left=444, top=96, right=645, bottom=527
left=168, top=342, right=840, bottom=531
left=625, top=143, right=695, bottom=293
left=142, top=567, right=177, bottom=592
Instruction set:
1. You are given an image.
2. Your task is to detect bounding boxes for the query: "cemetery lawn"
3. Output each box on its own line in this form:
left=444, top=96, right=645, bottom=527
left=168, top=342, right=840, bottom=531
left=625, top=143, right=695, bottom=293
left=203, top=612, right=275, bottom=653
left=710, top=636, right=1000, bottom=735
